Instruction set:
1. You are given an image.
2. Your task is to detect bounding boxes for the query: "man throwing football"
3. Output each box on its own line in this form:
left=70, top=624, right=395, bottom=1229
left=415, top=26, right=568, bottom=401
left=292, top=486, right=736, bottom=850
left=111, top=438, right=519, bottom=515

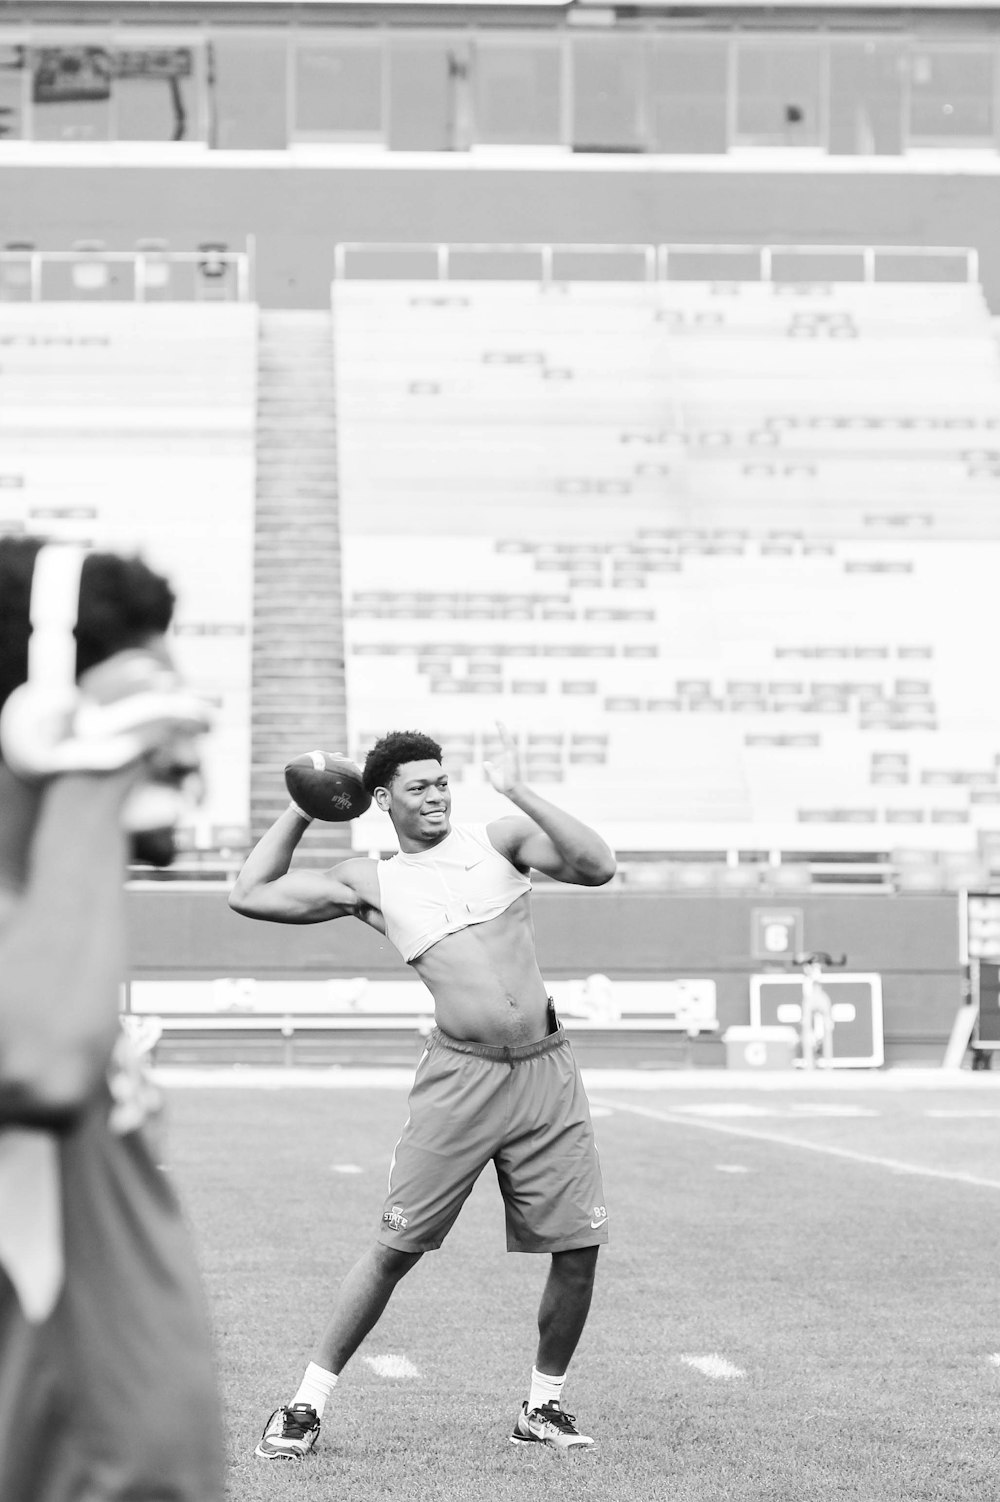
left=230, top=724, right=616, bottom=1459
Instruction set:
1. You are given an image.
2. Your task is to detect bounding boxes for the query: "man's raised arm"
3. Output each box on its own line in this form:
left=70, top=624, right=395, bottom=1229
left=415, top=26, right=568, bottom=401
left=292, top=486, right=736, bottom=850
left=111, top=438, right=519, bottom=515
left=229, top=806, right=370, bottom=924
left=484, top=725, right=616, bottom=888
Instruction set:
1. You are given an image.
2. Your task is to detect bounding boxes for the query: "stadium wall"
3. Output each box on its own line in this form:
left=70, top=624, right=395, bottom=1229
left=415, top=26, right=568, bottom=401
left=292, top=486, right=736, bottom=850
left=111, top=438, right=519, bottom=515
left=5, top=163, right=1000, bottom=307
left=126, top=887, right=964, bottom=1066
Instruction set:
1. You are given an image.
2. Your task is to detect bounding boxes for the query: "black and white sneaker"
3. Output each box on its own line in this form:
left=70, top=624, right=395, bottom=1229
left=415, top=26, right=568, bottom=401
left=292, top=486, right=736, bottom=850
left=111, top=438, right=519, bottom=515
left=254, top=1403, right=321, bottom=1460
left=509, top=1399, right=594, bottom=1450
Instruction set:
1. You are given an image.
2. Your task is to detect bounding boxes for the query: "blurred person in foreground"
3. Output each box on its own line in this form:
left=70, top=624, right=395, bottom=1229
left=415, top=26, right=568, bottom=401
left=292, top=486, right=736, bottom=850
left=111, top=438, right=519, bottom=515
left=231, top=725, right=616, bottom=1459
left=0, top=536, right=223, bottom=1502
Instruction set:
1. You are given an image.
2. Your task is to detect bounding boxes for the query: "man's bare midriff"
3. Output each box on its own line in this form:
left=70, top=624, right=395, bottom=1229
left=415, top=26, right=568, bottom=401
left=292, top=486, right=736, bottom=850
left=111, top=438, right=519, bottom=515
left=409, top=893, right=552, bottom=1046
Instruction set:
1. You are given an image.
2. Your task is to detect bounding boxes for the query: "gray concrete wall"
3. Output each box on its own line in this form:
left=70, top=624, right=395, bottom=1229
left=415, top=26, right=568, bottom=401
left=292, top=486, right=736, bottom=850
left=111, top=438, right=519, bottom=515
left=4, top=162, right=999, bottom=306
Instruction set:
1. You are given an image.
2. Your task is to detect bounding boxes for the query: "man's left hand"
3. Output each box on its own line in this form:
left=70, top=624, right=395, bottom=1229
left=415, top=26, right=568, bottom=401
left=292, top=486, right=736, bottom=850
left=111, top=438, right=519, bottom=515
left=483, top=721, right=523, bottom=796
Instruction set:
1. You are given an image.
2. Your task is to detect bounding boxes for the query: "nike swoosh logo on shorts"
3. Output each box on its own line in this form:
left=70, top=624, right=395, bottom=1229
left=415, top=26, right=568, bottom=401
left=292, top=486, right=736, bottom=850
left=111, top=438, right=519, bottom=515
left=590, top=1215, right=608, bottom=1229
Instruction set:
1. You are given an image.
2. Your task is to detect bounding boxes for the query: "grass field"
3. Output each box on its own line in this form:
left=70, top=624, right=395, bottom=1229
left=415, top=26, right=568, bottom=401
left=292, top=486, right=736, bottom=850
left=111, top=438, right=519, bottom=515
left=160, top=1071, right=1000, bottom=1502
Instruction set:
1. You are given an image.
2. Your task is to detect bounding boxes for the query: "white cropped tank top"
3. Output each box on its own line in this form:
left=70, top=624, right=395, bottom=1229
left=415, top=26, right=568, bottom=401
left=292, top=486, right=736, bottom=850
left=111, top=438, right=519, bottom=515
left=376, top=823, right=532, bottom=963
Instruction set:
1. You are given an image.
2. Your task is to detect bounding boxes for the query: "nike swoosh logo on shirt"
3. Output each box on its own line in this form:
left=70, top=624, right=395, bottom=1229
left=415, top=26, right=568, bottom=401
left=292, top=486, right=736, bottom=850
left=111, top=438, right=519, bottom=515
left=590, top=1216, right=608, bottom=1229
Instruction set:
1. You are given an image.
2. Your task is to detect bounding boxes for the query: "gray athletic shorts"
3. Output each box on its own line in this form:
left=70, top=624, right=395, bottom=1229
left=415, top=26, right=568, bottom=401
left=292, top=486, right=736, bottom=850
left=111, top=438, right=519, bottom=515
left=378, top=1007, right=608, bottom=1255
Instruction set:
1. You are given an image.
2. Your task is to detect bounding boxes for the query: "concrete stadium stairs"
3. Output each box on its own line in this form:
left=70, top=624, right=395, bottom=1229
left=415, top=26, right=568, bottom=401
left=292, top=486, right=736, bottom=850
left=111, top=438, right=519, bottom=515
left=251, top=310, right=352, bottom=865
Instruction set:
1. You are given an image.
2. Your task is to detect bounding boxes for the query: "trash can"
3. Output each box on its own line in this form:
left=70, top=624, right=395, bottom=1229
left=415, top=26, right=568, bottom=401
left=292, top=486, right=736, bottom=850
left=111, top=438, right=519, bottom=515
left=722, top=1024, right=799, bottom=1070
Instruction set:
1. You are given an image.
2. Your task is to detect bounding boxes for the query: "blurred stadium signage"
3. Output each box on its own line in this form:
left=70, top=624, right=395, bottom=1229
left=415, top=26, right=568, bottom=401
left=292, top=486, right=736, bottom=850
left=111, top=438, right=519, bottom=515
left=32, top=47, right=192, bottom=104
left=964, top=892, right=1000, bottom=962
left=750, top=973, right=884, bottom=1068
left=965, top=893, right=1000, bottom=1051
left=972, top=962, right=1000, bottom=1048
left=751, top=907, right=803, bottom=962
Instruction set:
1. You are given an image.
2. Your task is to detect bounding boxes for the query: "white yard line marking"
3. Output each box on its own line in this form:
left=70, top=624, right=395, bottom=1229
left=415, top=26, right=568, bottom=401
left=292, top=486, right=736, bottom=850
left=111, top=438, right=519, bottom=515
left=926, top=1110, right=1000, bottom=1119
left=681, top=1354, right=745, bottom=1380
left=363, top=1354, right=420, bottom=1379
left=674, top=1103, right=781, bottom=1119
left=989, top=1354, right=1000, bottom=1368
left=715, top=1164, right=751, bottom=1174
left=788, top=1105, right=879, bottom=1118
left=674, top=1103, right=880, bottom=1120
left=597, top=1100, right=1000, bottom=1193
left=331, top=1164, right=364, bottom=1174
left=589, top=1106, right=615, bottom=1118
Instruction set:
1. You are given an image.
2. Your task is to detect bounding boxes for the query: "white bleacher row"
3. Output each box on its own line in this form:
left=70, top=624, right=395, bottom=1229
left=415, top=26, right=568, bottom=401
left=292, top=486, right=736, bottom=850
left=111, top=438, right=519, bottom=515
left=339, top=423, right=1000, bottom=461
left=333, top=282, right=1000, bottom=542
left=0, top=313, right=254, bottom=400
left=344, top=537, right=987, bottom=669
left=334, top=279, right=989, bottom=330
left=336, top=383, right=1000, bottom=424
left=0, top=304, right=258, bottom=840
left=337, top=437, right=1000, bottom=540
left=3, top=403, right=254, bottom=424
left=329, top=282, right=1000, bottom=358
left=340, top=425, right=1000, bottom=465
left=335, top=332, right=998, bottom=367
left=332, top=278, right=1000, bottom=852
left=339, top=458, right=996, bottom=498
left=341, top=531, right=1000, bottom=855
left=334, top=496, right=998, bottom=546
left=338, top=425, right=1000, bottom=486
left=333, top=297, right=994, bottom=378
left=346, top=732, right=997, bottom=856
left=336, top=370, right=1000, bottom=426
left=335, top=482, right=1000, bottom=544
left=0, top=301, right=256, bottom=345
left=338, top=389, right=1000, bottom=423
left=336, top=314, right=998, bottom=355
left=330, top=281, right=993, bottom=336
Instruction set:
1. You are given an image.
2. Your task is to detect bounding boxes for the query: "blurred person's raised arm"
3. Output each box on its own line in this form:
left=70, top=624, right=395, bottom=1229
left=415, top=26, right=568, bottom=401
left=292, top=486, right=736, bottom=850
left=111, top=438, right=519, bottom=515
left=0, top=767, right=136, bottom=1131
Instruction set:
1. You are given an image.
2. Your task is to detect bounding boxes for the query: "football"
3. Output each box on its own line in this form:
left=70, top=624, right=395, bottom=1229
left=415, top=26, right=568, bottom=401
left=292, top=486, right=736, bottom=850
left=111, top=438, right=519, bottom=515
left=284, top=749, right=372, bottom=822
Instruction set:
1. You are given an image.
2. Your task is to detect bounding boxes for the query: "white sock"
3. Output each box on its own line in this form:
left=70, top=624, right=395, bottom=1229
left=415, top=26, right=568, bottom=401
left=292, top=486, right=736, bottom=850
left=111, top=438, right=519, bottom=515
left=528, top=1366, right=566, bottom=1413
left=292, top=1361, right=339, bottom=1419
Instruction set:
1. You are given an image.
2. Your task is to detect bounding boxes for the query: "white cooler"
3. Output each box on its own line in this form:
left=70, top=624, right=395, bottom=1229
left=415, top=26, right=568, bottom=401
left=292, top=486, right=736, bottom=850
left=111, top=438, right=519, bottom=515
left=722, top=1024, right=799, bottom=1070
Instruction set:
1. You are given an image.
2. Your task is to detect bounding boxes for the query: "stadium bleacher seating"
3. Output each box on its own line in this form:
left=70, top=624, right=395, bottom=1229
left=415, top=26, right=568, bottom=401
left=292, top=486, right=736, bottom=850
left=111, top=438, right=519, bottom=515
left=0, top=301, right=257, bottom=854
left=332, top=276, right=1000, bottom=861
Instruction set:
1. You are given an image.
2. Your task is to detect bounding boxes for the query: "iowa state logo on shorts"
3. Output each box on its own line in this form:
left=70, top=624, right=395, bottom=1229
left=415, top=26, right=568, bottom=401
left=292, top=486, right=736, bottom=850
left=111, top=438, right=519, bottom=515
left=382, top=1204, right=408, bottom=1231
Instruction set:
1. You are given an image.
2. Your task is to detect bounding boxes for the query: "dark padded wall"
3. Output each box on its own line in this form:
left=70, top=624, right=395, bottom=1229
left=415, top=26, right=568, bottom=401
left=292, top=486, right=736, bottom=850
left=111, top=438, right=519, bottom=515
left=126, top=888, right=964, bottom=1065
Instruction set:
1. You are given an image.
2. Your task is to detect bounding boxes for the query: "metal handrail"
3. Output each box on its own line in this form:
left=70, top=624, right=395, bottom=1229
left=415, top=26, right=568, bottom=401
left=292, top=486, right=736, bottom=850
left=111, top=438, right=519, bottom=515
left=333, top=240, right=979, bottom=285
left=0, top=247, right=253, bottom=302
left=658, top=242, right=980, bottom=284
left=333, top=241, right=658, bottom=284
